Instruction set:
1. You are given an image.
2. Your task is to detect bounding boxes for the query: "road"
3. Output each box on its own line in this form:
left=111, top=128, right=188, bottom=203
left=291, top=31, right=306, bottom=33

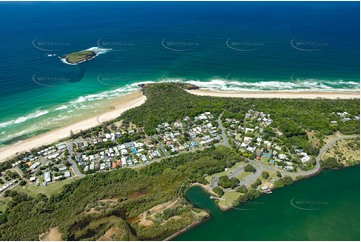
left=210, top=177, right=219, bottom=188
left=216, top=113, right=230, bottom=148
left=158, top=142, right=170, bottom=157
left=66, top=142, right=85, bottom=177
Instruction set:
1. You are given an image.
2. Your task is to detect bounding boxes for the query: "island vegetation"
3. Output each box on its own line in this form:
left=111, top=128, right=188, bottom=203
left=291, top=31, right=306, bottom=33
left=61, top=50, right=96, bottom=64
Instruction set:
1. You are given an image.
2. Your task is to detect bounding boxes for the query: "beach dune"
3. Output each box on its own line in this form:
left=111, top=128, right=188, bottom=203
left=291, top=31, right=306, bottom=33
left=0, top=91, right=146, bottom=162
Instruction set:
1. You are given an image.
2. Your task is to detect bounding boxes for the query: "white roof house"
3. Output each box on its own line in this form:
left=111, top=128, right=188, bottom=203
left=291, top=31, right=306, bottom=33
left=278, top=154, right=287, bottom=160
left=301, top=156, right=311, bottom=163
left=121, top=149, right=128, bottom=155
left=44, top=171, right=52, bottom=183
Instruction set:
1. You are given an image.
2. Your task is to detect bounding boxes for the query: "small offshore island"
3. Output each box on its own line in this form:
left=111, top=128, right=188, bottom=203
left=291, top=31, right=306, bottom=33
left=60, top=47, right=111, bottom=65
left=0, top=83, right=359, bottom=241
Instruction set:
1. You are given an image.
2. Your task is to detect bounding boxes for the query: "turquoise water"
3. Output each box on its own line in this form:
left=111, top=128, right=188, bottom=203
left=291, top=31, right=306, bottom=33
left=174, top=166, right=360, bottom=241
left=0, top=1, right=359, bottom=146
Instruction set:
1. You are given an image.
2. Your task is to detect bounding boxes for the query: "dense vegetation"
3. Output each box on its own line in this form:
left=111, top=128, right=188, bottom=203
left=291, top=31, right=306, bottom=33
left=121, top=83, right=359, bottom=150
left=321, top=157, right=344, bottom=169
left=0, top=146, right=241, bottom=240
left=212, top=186, right=224, bottom=197
left=218, top=176, right=240, bottom=189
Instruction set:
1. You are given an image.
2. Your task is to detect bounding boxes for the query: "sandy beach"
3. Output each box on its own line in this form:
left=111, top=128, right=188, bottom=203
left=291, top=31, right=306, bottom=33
left=187, top=89, right=360, bottom=99
left=0, top=91, right=146, bottom=162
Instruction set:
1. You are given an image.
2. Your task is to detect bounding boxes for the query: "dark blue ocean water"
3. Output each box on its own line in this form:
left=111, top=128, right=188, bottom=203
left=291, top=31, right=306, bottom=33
left=0, top=1, right=359, bottom=145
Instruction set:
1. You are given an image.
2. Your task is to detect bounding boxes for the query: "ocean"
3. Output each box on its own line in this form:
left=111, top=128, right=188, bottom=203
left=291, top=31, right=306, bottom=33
left=174, top=166, right=360, bottom=241
left=0, top=1, right=359, bottom=147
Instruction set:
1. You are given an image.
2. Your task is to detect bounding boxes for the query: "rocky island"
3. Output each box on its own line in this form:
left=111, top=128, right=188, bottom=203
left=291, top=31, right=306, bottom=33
left=60, top=47, right=111, bottom=65
left=61, top=50, right=95, bottom=64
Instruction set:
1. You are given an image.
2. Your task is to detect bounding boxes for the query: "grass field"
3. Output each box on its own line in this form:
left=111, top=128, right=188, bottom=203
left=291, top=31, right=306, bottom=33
left=14, top=177, right=79, bottom=197
left=307, top=131, right=320, bottom=146
left=0, top=196, right=12, bottom=212
left=322, top=138, right=360, bottom=165
left=235, top=171, right=252, bottom=181
left=219, top=190, right=241, bottom=207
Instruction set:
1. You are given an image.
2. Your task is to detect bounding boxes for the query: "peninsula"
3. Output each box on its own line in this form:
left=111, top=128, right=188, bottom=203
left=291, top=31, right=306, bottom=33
left=0, top=83, right=359, bottom=241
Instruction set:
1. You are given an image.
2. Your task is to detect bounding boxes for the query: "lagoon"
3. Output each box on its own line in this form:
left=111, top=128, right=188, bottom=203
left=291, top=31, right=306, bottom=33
left=174, top=166, right=360, bottom=241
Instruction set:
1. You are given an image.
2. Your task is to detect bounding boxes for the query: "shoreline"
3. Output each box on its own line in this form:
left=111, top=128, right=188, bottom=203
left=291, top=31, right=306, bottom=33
left=165, top=164, right=360, bottom=240
left=163, top=215, right=209, bottom=241
left=0, top=91, right=146, bottom=162
left=187, top=89, right=360, bottom=99
left=163, top=183, right=213, bottom=241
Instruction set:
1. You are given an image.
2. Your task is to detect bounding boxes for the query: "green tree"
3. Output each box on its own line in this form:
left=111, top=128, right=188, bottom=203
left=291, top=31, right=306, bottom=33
left=262, top=171, right=270, bottom=179
left=236, top=185, right=248, bottom=193
left=212, top=186, right=224, bottom=197
left=244, top=164, right=256, bottom=173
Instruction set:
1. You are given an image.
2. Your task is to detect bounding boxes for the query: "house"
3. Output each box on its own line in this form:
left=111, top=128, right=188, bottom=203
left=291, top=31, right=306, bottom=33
left=240, top=143, right=248, bottom=148
left=245, top=128, right=255, bottom=134
left=256, top=149, right=263, bottom=158
left=121, top=157, right=127, bottom=166
left=54, top=175, right=63, bottom=181
left=244, top=137, right=252, bottom=143
left=30, top=162, right=41, bottom=170
left=284, top=165, right=294, bottom=171
left=43, top=171, right=52, bottom=183
left=246, top=146, right=256, bottom=153
left=48, top=153, right=60, bottom=159
left=301, top=156, right=311, bottom=163
left=64, top=171, right=71, bottom=178
left=278, top=154, right=287, bottom=160
left=55, top=143, right=67, bottom=151
left=124, top=142, right=134, bottom=149
left=183, top=116, right=190, bottom=121
left=58, top=166, right=67, bottom=172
